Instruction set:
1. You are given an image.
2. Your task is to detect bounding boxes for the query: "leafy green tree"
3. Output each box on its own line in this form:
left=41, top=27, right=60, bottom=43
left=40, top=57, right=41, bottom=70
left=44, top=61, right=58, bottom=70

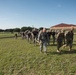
left=4, top=29, right=14, bottom=33
left=39, top=27, right=43, bottom=31
left=14, top=28, right=20, bottom=32
left=21, top=27, right=27, bottom=32
left=21, top=26, right=33, bottom=31
left=0, top=29, right=4, bottom=32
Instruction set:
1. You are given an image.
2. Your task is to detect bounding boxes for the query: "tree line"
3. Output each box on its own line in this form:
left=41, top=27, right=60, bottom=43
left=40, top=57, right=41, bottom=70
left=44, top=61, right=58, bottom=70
left=0, top=27, right=43, bottom=33
left=0, top=26, right=46, bottom=33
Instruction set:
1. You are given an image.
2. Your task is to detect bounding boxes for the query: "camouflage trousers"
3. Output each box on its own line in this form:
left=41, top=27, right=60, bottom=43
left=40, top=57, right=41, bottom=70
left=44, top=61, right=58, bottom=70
left=57, top=40, right=63, bottom=50
left=65, top=39, right=73, bottom=49
left=40, top=41, right=47, bottom=53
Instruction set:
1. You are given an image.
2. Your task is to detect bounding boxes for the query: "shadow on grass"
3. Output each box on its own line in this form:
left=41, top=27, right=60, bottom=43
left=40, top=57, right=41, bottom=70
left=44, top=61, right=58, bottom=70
left=73, top=43, right=76, bottom=46
left=48, top=44, right=57, bottom=46
left=61, top=49, right=76, bottom=54
left=47, top=49, right=76, bottom=55
left=47, top=51, right=62, bottom=55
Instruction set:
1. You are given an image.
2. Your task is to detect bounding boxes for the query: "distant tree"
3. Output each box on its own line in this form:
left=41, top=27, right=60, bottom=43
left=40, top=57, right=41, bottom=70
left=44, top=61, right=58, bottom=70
left=39, top=27, right=49, bottom=31
left=39, top=27, right=43, bottom=31
left=27, top=27, right=33, bottom=31
left=0, top=29, right=4, bottom=32
left=14, top=28, right=20, bottom=32
left=21, top=27, right=27, bottom=32
left=4, top=29, right=14, bottom=33
left=21, top=26, right=33, bottom=32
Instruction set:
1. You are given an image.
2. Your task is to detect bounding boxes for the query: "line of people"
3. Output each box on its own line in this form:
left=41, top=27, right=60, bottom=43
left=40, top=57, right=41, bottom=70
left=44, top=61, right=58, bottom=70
left=20, top=28, right=56, bottom=45
left=16, top=27, right=74, bottom=54
left=38, top=27, right=74, bottom=54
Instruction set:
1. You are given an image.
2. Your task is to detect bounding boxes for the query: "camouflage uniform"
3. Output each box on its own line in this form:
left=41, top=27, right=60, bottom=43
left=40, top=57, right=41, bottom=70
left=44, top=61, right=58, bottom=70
left=27, top=31, right=32, bottom=43
left=38, top=28, right=48, bottom=53
left=65, top=30, right=74, bottom=51
left=22, top=32, right=25, bottom=39
left=47, top=30, right=52, bottom=45
left=56, top=30, right=65, bottom=52
left=32, top=29, right=38, bottom=45
left=52, top=31, right=56, bottom=44
left=15, top=33, right=17, bottom=39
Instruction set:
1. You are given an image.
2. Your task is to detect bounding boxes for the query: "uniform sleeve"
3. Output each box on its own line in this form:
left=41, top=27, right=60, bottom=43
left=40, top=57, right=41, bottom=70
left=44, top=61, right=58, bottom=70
left=38, top=32, right=41, bottom=41
left=56, top=32, right=60, bottom=39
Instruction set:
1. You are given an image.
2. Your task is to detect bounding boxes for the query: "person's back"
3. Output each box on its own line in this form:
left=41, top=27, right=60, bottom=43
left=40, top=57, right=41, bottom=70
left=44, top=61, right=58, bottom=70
left=64, top=28, right=74, bottom=51
left=51, top=31, right=56, bottom=44
left=47, top=30, right=52, bottom=37
left=27, top=31, right=31, bottom=37
left=33, top=30, right=38, bottom=36
left=52, top=31, right=55, bottom=38
left=57, top=32, right=65, bottom=41
left=32, top=28, right=38, bottom=36
left=27, top=31, right=32, bottom=43
left=46, top=30, right=52, bottom=45
left=56, top=30, right=65, bottom=53
left=65, top=30, right=73, bottom=41
left=32, top=29, right=39, bottom=45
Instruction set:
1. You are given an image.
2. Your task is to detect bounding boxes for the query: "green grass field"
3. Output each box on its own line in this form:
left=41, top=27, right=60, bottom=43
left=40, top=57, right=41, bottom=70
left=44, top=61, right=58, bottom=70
left=0, top=33, right=76, bottom=75
left=0, top=32, right=14, bottom=38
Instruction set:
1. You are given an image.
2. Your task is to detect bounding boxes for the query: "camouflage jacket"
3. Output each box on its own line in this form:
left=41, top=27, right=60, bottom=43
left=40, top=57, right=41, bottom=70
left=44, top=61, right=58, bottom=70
left=38, top=32, right=48, bottom=42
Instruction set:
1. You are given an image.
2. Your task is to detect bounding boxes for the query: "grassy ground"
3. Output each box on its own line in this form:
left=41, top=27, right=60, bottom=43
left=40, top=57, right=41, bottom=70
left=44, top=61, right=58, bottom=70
left=0, top=32, right=14, bottom=37
left=0, top=32, right=20, bottom=39
left=0, top=34, right=76, bottom=75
